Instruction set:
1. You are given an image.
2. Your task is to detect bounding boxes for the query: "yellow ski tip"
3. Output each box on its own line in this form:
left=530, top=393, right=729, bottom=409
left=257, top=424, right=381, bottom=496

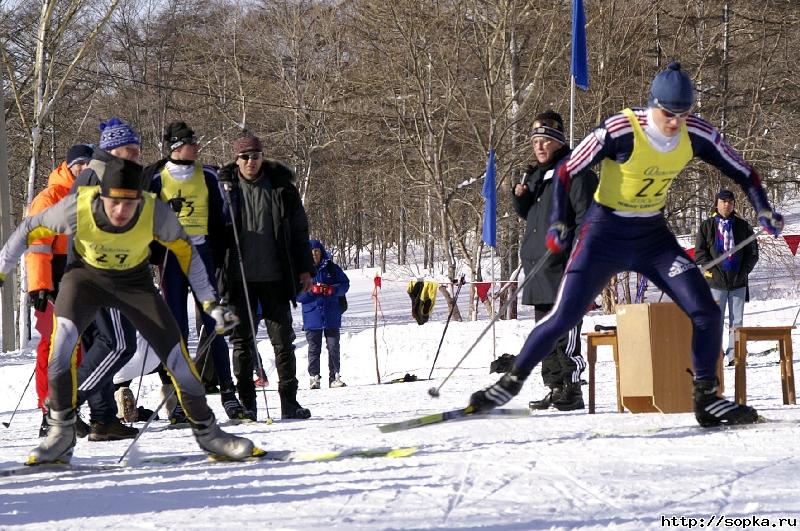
left=385, top=447, right=418, bottom=458
left=252, top=447, right=267, bottom=458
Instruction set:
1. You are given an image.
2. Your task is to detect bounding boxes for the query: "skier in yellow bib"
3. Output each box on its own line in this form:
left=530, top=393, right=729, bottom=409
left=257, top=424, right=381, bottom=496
left=469, top=62, right=784, bottom=428
left=0, top=158, right=255, bottom=464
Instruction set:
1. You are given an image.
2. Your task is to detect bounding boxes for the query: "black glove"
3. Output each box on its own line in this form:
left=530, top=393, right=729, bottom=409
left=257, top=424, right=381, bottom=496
left=468, top=371, right=525, bottom=413
left=29, top=290, right=52, bottom=312
left=217, top=164, right=237, bottom=185
left=167, top=196, right=185, bottom=213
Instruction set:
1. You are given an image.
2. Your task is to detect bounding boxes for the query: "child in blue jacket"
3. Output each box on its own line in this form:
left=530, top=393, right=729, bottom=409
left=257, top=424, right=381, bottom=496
left=298, top=240, right=350, bottom=388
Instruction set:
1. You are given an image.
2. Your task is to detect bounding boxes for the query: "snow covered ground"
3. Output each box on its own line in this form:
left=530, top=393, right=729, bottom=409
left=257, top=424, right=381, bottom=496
left=1, top=203, right=800, bottom=529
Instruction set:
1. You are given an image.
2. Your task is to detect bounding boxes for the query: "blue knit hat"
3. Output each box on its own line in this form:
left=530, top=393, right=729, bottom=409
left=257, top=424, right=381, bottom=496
left=98, top=118, right=141, bottom=151
left=648, top=62, right=695, bottom=113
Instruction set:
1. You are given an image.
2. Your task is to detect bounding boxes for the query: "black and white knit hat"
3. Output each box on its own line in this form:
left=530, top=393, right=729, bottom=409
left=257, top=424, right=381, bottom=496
left=531, top=111, right=565, bottom=144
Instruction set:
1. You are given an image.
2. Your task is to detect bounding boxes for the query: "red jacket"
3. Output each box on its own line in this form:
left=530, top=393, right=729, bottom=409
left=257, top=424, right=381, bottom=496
left=25, top=162, right=75, bottom=292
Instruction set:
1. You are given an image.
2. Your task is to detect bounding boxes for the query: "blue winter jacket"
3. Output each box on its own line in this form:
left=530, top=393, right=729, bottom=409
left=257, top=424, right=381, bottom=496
left=297, top=240, right=350, bottom=330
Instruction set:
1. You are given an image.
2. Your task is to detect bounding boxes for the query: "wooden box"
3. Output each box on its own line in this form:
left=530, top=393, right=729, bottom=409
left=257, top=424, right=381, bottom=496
left=616, top=302, right=723, bottom=413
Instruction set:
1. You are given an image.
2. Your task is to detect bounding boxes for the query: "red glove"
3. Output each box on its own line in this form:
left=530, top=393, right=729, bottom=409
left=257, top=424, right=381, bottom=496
left=311, top=284, right=324, bottom=295
left=323, top=285, right=335, bottom=296
left=545, top=222, right=570, bottom=254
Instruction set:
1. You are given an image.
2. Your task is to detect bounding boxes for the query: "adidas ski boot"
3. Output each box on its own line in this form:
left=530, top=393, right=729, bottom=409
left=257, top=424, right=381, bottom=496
left=221, top=388, right=248, bottom=420
left=693, top=378, right=758, bottom=427
left=529, top=387, right=561, bottom=410
left=330, top=374, right=346, bottom=388
left=309, top=375, right=321, bottom=390
left=552, top=382, right=585, bottom=411
left=28, top=409, right=77, bottom=465
left=115, top=387, right=137, bottom=423
left=192, top=414, right=255, bottom=460
left=88, top=418, right=139, bottom=441
left=469, top=371, right=525, bottom=413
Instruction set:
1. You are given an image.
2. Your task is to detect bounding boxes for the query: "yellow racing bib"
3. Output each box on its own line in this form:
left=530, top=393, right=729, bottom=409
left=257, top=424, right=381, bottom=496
left=595, top=108, right=693, bottom=212
left=74, top=186, right=154, bottom=270
left=159, top=165, right=209, bottom=236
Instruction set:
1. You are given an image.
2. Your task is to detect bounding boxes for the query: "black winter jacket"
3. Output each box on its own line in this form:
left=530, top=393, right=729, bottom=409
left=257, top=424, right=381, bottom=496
left=694, top=210, right=758, bottom=291
left=513, top=146, right=597, bottom=306
left=219, top=159, right=314, bottom=304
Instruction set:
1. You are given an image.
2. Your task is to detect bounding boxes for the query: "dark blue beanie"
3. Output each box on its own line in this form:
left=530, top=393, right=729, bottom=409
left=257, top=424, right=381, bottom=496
left=648, top=62, right=695, bottom=113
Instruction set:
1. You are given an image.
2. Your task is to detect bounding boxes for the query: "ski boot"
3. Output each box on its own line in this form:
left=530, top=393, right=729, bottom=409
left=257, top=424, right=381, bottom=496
left=281, top=400, right=311, bottom=420
left=529, top=387, right=561, bottom=410
left=28, top=409, right=77, bottom=465
left=75, top=413, right=90, bottom=438
left=114, top=387, right=137, bottom=423
left=89, top=418, right=139, bottom=441
left=192, top=414, right=255, bottom=460
left=169, top=403, right=190, bottom=426
left=38, top=413, right=49, bottom=438
left=469, top=371, right=525, bottom=413
left=221, top=387, right=248, bottom=420
left=693, top=379, right=758, bottom=427
left=552, top=382, right=585, bottom=411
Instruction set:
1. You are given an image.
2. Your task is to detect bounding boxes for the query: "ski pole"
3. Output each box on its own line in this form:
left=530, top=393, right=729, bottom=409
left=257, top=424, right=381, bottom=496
left=221, top=182, right=272, bottom=422
left=428, top=275, right=465, bottom=379
left=698, top=230, right=760, bottom=274
left=428, top=250, right=552, bottom=398
left=2, top=368, right=36, bottom=428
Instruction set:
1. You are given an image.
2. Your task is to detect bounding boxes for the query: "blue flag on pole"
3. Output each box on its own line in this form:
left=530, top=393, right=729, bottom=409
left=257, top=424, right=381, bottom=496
left=481, top=148, right=496, bottom=248
left=571, top=0, right=589, bottom=90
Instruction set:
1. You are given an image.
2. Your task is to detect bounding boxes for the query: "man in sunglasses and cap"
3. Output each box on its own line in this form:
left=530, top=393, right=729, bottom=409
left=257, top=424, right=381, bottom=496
left=217, top=134, right=315, bottom=421
left=0, top=158, right=252, bottom=465
left=470, top=61, right=783, bottom=428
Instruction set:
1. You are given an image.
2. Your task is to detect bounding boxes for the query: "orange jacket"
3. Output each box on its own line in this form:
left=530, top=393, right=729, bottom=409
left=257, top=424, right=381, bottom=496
left=25, top=161, right=75, bottom=292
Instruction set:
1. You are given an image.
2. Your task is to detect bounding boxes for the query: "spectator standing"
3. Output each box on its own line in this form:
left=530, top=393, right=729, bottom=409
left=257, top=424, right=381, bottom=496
left=514, top=111, right=597, bottom=411
left=298, top=240, right=350, bottom=389
left=218, top=134, right=315, bottom=420
left=694, top=189, right=758, bottom=366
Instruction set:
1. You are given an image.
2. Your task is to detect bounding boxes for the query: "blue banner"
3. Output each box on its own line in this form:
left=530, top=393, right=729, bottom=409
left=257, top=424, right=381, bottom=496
left=481, top=148, right=496, bottom=248
left=571, top=0, right=589, bottom=90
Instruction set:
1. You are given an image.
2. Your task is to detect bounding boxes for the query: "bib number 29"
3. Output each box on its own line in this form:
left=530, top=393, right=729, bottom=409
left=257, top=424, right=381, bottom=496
left=95, top=253, right=129, bottom=265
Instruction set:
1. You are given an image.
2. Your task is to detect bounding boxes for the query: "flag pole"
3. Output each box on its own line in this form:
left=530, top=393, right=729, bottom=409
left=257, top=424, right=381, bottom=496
left=490, top=245, right=496, bottom=360
left=570, top=76, right=575, bottom=148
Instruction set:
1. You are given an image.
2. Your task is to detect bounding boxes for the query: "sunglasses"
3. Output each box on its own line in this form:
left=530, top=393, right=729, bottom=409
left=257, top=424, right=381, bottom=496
left=532, top=118, right=560, bottom=130
left=238, top=152, right=262, bottom=161
left=656, top=104, right=691, bottom=119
